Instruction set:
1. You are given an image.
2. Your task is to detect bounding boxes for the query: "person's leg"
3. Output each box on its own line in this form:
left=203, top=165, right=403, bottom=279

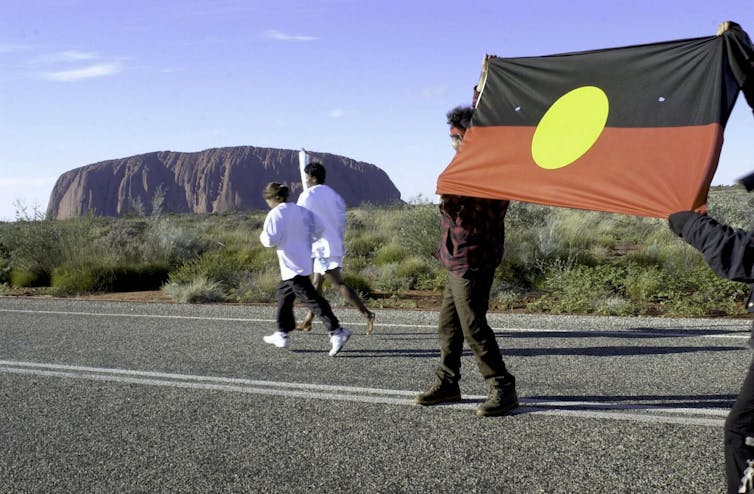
left=415, top=278, right=463, bottom=405
left=450, top=270, right=517, bottom=416
left=297, top=272, right=324, bottom=331
left=436, top=278, right=465, bottom=384
left=725, top=357, right=754, bottom=493
left=275, top=279, right=298, bottom=332
left=263, top=280, right=296, bottom=349
left=325, top=267, right=376, bottom=334
left=451, top=271, right=512, bottom=381
left=289, top=275, right=340, bottom=333
left=289, top=275, right=351, bottom=356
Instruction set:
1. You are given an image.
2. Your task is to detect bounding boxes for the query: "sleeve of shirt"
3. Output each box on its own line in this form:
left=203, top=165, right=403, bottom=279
left=260, top=209, right=281, bottom=247
left=680, top=213, right=754, bottom=283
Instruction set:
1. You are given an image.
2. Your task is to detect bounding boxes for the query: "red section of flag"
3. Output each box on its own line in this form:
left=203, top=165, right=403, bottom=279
left=437, top=124, right=723, bottom=218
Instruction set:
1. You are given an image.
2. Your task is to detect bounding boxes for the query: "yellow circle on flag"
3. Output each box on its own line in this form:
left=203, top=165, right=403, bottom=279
left=531, top=86, right=609, bottom=170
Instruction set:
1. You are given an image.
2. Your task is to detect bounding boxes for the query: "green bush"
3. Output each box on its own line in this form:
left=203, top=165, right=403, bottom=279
left=373, top=244, right=408, bottom=265
left=345, top=232, right=386, bottom=258
left=51, top=263, right=169, bottom=293
left=10, top=268, right=51, bottom=288
left=162, top=277, right=226, bottom=303
left=231, top=268, right=280, bottom=303
left=397, top=204, right=439, bottom=258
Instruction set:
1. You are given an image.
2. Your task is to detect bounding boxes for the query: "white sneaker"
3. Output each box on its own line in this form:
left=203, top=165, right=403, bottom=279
left=263, top=331, right=289, bottom=349
left=328, top=327, right=351, bottom=357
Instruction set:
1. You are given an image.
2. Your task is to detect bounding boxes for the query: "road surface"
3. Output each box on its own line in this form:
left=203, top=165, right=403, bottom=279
left=0, top=297, right=750, bottom=493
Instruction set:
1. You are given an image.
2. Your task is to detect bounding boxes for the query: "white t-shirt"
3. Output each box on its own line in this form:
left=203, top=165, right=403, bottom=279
left=296, top=184, right=346, bottom=259
left=260, top=202, right=324, bottom=280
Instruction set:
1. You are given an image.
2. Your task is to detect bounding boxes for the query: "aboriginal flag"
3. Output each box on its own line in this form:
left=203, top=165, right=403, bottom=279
left=436, top=26, right=754, bottom=218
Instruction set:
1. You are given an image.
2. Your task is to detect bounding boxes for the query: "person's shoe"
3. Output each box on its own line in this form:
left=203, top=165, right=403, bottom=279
left=365, top=311, right=376, bottom=335
left=328, top=327, right=351, bottom=356
left=476, top=380, right=518, bottom=417
left=415, top=380, right=462, bottom=406
left=263, top=331, right=289, bottom=349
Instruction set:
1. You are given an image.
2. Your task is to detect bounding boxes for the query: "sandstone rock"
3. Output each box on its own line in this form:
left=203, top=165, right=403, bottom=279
left=47, top=146, right=402, bottom=219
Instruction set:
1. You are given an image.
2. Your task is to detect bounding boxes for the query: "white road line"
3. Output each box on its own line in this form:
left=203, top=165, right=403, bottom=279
left=0, top=360, right=728, bottom=427
left=0, top=308, right=748, bottom=337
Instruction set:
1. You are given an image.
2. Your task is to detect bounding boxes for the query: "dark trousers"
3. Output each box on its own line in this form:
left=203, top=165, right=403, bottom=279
left=725, top=355, right=754, bottom=493
left=435, top=270, right=512, bottom=386
left=276, top=275, right=339, bottom=333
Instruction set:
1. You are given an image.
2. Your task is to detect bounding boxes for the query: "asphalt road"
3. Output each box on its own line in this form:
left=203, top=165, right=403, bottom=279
left=1, top=297, right=751, bottom=493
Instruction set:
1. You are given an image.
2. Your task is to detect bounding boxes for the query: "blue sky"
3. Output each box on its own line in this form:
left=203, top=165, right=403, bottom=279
left=1, top=0, right=753, bottom=220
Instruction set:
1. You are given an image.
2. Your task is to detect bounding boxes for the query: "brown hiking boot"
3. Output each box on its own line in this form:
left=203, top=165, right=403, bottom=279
left=476, top=380, right=519, bottom=417
left=415, top=380, right=462, bottom=406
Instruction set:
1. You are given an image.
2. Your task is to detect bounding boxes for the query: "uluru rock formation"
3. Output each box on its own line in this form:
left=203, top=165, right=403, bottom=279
left=47, top=146, right=403, bottom=219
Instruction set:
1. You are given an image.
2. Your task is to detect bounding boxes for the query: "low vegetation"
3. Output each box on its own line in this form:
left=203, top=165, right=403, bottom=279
left=2, top=185, right=753, bottom=317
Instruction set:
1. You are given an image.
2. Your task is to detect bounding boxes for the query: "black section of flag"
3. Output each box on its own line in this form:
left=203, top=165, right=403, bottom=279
left=474, top=35, right=739, bottom=129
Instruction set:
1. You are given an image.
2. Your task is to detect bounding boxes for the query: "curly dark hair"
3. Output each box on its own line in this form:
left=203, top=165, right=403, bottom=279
left=446, top=105, right=474, bottom=131
left=304, top=161, right=326, bottom=184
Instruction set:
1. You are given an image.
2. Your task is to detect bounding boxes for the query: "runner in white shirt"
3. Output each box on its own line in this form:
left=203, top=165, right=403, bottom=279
left=296, top=162, right=376, bottom=334
left=259, top=182, right=351, bottom=356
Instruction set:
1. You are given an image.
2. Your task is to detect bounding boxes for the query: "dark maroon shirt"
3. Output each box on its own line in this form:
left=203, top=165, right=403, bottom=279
left=433, top=194, right=509, bottom=277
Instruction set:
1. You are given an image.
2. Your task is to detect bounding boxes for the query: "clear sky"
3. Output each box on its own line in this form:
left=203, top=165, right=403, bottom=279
left=1, top=0, right=753, bottom=221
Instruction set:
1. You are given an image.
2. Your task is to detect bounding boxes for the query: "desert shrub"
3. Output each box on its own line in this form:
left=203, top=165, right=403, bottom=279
left=494, top=289, right=521, bottom=311
left=162, top=277, right=226, bottom=303
left=345, top=232, right=386, bottom=258
left=395, top=256, right=437, bottom=290
left=364, top=256, right=440, bottom=292
left=656, top=264, right=749, bottom=317
left=169, top=251, right=245, bottom=290
left=141, top=217, right=211, bottom=266
left=707, top=185, right=754, bottom=229
left=100, top=219, right=150, bottom=263
left=373, top=243, right=408, bottom=265
left=541, top=263, right=631, bottom=314
left=397, top=204, right=439, bottom=258
left=363, top=264, right=403, bottom=292
left=10, top=268, right=51, bottom=288
left=505, top=202, right=551, bottom=230
left=344, top=255, right=368, bottom=272
left=345, top=208, right=371, bottom=233
left=51, top=262, right=169, bottom=293
left=231, top=267, right=280, bottom=303
left=1, top=219, right=64, bottom=275
left=0, top=267, right=8, bottom=285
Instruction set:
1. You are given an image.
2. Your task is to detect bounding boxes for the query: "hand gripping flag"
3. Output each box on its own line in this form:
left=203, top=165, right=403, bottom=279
left=436, top=24, right=754, bottom=218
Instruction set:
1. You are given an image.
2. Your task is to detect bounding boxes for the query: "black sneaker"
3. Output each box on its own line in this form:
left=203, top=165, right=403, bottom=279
left=476, top=381, right=519, bottom=417
left=415, top=380, right=462, bottom=406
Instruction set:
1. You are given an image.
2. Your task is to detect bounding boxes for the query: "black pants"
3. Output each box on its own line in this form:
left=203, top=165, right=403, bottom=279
left=726, top=355, right=754, bottom=493
left=435, top=270, right=513, bottom=386
left=276, top=275, right=339, bottom=333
